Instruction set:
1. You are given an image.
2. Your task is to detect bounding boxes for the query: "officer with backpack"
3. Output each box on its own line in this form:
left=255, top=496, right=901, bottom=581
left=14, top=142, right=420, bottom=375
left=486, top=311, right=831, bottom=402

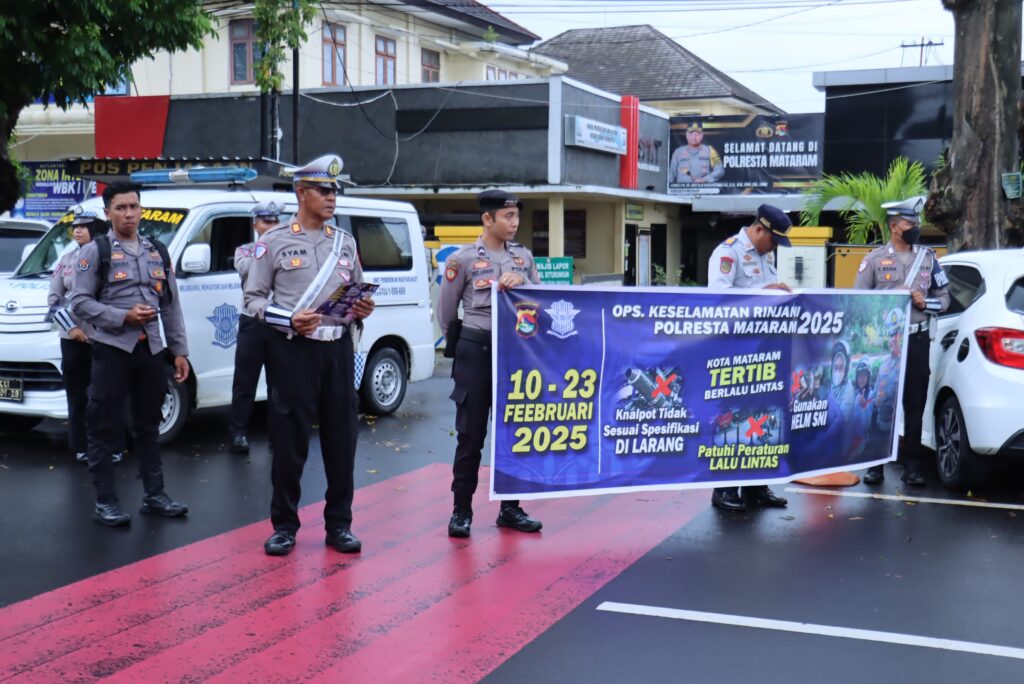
left=70, top=181, right=190, bottom=527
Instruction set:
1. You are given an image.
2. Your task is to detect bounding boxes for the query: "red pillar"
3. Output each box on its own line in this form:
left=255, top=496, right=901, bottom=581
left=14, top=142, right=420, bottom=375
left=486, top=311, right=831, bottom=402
left=619, top=95, right=640, bottom=190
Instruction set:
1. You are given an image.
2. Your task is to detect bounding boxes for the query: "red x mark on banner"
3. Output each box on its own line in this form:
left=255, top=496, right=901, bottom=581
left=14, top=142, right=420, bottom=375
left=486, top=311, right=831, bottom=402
left=652, top=373, right=677, bottom=398
left=745, top=414, right=769, bottom=439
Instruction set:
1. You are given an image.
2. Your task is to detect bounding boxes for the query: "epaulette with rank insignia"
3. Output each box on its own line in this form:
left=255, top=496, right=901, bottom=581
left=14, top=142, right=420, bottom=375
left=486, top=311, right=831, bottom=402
left=724, top=237, right=737, bottom=246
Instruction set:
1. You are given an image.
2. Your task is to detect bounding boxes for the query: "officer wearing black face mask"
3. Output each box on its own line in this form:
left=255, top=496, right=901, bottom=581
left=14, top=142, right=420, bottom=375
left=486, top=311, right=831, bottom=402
left=853, top=196, right=949, bottom=487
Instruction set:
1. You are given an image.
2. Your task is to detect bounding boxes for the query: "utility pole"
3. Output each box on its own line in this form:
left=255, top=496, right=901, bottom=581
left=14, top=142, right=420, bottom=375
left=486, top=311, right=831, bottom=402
left=900, top=37, right=945, bottom=66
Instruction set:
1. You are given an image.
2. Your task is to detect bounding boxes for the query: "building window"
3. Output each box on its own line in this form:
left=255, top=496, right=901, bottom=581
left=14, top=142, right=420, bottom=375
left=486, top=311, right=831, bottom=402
left=486, top=65, right=497, bottom=80
left=486, top=65, right=518, bottom=81
left=323, top=23, right=347, bottom=86
left=421, top=49, right=440, bottom=83
left=230, top=19, right=263, bottom=85
left=375, top=36, right=397, bottom=85
left=531, top=210, right=587, bottom=258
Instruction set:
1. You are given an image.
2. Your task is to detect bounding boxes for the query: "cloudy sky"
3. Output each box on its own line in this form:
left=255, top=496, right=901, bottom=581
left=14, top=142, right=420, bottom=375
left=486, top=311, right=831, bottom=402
left=490, top=0, right=971, bottom=113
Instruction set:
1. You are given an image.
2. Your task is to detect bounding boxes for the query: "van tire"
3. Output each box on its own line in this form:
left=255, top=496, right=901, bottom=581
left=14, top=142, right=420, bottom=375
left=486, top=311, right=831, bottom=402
left=0, top=415, right=44, bottom=432
left=360, top=347, right=407, bottom=416
left=157, top=378, right=191, bottom=445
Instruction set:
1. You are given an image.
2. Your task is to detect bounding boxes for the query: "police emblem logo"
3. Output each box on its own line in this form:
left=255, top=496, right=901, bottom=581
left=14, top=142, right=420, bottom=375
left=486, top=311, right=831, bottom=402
left=327, top=158, right=342, bottom=177
left=254, top=243, right=268, bottom=260
left=290, top=257, right=302, bottom=268
left=743, top=254, right=753, bottom=261
left=206, top=303, right=240, bottom=349
left=756, top=123, right=774, bottom=139
left=514, top=302, right=540, bottom=338
left=474, top=278, right=492, bottom=289
left=513, top=257, right=525, bottom=266
left=291, top=223, right=302, bottom=234
left=445, top=260, right=459, bottom=282
left=152, top=269, right=165, bottom=279
left=720, top=256, right=734, bottom=274
left=774, top=121, right=789, bottom=137
left=153, top=281, right=163, bottom=295
left=114, top=271, right=128, bottom=280
left=884, top=274, right=892, bottom=281
left=544, top=299, right=580, bottom=340
left=78, top=258, right=90, bottom=271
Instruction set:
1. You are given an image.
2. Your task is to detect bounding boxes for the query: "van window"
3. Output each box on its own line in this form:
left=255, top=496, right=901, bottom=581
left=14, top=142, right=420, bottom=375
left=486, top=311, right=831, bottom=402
left=351, top=216, right=412, bottom=271
left=182, top=214, right=253, bottom=274
left=942, top=264, right=985, bottom=316
left=15, top=208, right=188, bottom=278
left=1007, top=277, right=1024, bottom=315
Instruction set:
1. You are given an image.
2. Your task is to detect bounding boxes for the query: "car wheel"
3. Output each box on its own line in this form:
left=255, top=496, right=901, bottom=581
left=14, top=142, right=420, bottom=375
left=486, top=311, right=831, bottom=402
left=935, top=395, right=978, bottom=490
left=360, top=347, right=407, bottom=416
left=157, top=379, right=191, bottom=445
left=0, top=414, right=44, bottom=433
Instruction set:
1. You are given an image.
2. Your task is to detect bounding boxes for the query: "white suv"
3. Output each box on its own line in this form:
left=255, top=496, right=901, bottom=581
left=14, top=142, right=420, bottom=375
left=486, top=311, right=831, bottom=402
left=0, top=183, right=434, bottom=442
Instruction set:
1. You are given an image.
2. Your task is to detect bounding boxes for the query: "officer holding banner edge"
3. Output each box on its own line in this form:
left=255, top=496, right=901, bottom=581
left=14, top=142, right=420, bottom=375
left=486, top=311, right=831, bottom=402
left=438, top=189, right=543, bottom=538
left=244, top=155, right=375, bottom=557
left=706, top=204, right=793, bottom=511
left=227, top=199, right=281, bottom=454
left=854, top=197, right=949, bottom=486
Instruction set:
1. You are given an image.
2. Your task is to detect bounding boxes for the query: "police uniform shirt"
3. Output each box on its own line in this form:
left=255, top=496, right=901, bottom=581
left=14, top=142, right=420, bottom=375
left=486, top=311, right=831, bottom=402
left=234, top=241, right=257, bottom=318
left=243, top=216, right=362, bottom=337
left=853, top=244, right=950, bottom=323
left=437, top=238, right=539, bottom=334
left=48, top=247, right=97, bottom=340
left=70, top=232, right=188, bottom=356
left=707, top=228, right=777, bottom=289
left=871, top=354, right=902, bottom=431
left=669, top=145, right=724, bottom=184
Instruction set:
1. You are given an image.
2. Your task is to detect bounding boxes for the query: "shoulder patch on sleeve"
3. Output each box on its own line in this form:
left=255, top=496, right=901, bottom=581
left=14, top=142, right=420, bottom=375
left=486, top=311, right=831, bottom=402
left=254, top=242, right=268, bottom=260
left=445, top=259, right=459, bottom=282
left=858, top=259, right=867, bottom=273
left=719, top=256, right=734, bottom=274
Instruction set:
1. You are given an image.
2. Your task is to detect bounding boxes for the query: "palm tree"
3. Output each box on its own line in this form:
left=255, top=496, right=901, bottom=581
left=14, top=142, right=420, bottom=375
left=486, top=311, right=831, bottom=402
left=800, top=157, right=928, bottom=244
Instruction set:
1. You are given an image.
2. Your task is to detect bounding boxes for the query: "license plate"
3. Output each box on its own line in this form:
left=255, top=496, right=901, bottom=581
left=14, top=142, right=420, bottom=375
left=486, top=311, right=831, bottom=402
left=0, top=377, right=24, bottom=403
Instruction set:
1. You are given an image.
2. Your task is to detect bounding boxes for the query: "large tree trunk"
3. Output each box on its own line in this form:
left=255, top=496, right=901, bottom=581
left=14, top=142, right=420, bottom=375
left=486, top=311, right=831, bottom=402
left=926, top=0, right=1024, bottom=250
left=0, top=109, right=26, bottom=215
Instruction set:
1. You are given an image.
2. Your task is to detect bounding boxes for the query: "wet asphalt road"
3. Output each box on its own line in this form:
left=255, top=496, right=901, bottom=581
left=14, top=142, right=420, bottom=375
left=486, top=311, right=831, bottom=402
left=3, top=355, right=1024, bottom=682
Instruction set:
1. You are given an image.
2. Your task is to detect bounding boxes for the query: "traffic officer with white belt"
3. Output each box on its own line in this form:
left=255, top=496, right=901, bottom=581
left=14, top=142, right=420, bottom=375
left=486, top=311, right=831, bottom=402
left=706, top=203, right=793, bottom=511
left=244, top=155, right=375, bottom=557
left=48, top=206, right=123, bottom=465
left=228, top=199, right=281, bottom=454
left=437, top=189, right=543, bottom=538
left=855, top=196, right=950, bottom=486
left=70, top=181, right=190, bottom=526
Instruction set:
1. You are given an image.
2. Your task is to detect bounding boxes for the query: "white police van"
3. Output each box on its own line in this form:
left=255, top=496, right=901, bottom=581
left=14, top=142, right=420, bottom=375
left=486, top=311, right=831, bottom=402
left=0, top=168, right=434, bottom=442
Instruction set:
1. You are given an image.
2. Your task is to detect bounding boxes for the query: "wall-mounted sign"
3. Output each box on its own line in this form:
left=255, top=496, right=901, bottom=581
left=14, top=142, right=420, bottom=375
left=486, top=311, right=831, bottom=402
left=625, top=203, right=645, bottom=221
left=535, top=256, right=574, bottom=284
left=13, top=162, right=94, bottom=222
left=668, top=114, right=823, bottom=196
left=638, top=135, right=662, bottom=172
left=566, top=115, right=627, bottom=156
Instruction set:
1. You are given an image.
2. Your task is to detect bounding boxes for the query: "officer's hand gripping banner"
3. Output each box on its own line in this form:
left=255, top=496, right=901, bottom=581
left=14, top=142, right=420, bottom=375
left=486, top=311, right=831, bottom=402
left=490, top=286, right=910, bottom=500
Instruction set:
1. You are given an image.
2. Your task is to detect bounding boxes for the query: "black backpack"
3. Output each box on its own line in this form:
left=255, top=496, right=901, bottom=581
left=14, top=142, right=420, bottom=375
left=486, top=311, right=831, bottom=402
left=93, top=234, right=174, bottom=307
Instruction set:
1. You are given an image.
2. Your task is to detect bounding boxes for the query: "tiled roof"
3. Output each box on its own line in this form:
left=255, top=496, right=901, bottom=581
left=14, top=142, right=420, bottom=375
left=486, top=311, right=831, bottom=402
left=533, top=25, right=783, bottom=113
left=423, top=0, right=539, bottom=44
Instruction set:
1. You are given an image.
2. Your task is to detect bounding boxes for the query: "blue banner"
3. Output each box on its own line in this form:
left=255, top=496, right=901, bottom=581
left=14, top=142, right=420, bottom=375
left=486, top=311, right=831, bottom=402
left=12, top=162, right=94, bottom=222
left=491, top=286, right=911, bottom=500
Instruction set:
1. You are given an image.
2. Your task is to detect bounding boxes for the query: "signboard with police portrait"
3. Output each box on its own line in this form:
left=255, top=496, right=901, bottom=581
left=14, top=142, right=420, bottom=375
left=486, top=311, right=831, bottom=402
left=490, top=285, right=910, bottom=500
left=667, top=114, right=824, bottom=197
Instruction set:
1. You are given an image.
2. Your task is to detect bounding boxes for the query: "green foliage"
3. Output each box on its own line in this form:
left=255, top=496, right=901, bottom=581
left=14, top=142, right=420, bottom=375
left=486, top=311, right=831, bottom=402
left=253, top=0, right=318, bottom=94
left=0, top=1, right=213, bottom=123
left=799, top=157, right=928, bottom=244
left=652, top=264, right=698, bottom=286
left=483, top=26, right=499, bottom=43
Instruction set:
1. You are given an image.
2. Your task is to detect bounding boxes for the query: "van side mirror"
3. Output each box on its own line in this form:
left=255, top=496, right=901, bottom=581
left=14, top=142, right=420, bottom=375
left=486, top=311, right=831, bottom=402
left=181, top=243, right=211, bottom=274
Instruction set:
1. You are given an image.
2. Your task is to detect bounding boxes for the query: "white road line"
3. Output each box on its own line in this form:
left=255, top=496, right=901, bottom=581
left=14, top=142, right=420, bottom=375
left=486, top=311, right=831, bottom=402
left=783, top=486, right=1024, bottom=511
left=596, top=602, right=1024, bottom=661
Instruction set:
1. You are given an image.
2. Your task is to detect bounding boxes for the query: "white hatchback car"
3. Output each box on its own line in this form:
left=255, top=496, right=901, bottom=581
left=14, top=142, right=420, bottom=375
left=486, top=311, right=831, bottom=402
left=922, top=249, right=1024, bottom=489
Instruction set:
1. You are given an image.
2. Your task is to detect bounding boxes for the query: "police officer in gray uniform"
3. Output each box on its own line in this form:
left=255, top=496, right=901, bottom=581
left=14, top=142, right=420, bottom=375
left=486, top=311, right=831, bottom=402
left=855, top=196, right=949, bottom=486
left=48, top=206, right=124, bottom=464
left=707, top=204, right=793, bottom=511
left=228, top=199, right=281, bottom=454
left=438, top=189, right=543, bottom=538
left=669, top=120, right=724, bottom=185
left=70, top=182, right=190, bottom=526
left=244, top=155, right=375, bottom=557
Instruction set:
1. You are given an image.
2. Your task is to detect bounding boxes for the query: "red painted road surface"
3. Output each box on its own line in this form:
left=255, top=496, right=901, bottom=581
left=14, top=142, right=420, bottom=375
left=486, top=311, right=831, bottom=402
left=1, top=464, right=705, bottom=682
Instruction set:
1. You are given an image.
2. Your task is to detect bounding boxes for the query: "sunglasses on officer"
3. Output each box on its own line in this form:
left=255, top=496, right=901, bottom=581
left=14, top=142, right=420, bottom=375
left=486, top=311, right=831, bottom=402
left=301, top=185, right=338, bottom=197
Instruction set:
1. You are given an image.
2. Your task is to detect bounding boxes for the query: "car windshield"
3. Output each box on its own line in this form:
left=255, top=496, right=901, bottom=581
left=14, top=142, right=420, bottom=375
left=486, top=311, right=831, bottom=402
left=0, top=228, right=44, bottom=273
left=13, top=208, right=188, bottom=278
